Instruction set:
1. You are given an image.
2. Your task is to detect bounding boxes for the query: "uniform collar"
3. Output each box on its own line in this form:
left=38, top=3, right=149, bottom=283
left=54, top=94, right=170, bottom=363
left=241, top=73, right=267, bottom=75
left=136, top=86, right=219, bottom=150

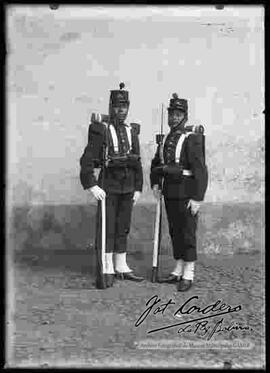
left=170, top=127, right=185, bottom=135
left=175, top=128, right=185, bottom=134
left=111, top=121, right=128, bottom=127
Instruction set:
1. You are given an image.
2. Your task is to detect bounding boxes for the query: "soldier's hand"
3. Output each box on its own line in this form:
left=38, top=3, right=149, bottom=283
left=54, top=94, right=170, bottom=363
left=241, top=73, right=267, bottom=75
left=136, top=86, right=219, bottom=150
left=187, top=199, right=200, bottom=216
left=133, top=191, right=141, bottom=205
left=89, top=185, right=106, bottom=200
left=153, top=185, right=162, bottom=200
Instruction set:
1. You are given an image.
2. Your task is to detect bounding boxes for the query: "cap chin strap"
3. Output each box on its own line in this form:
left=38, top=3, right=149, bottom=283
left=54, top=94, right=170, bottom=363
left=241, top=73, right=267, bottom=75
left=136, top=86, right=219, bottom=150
left=171, top=117, right=188, bottom=131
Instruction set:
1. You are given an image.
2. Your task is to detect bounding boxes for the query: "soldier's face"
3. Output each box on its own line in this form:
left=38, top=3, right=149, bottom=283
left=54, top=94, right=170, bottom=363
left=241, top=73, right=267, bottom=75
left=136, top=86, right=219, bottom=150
left=112, top=103, right=129, bottom=121
left=168, top=109, right=185, bottom=128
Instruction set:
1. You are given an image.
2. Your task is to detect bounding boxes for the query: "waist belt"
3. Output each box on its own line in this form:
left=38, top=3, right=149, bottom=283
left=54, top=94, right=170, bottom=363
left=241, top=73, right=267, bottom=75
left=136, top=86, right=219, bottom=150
left=182, top=169, right=193, bottom=176
left=106, top=154, right=140, bottom=169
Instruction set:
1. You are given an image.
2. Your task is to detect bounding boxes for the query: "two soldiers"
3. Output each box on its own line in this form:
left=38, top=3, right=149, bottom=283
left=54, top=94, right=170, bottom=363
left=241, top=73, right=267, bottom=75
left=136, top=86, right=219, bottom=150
left=80, top=84, right=208, bottom=291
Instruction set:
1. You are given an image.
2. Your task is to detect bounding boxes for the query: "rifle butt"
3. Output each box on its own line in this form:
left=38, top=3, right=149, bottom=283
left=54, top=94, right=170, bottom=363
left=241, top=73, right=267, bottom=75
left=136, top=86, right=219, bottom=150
left=95, top=241, right=107, bottom=289
left=151, top=266, right=159, bottom=283
left=95, top=273, right=107, bottom=289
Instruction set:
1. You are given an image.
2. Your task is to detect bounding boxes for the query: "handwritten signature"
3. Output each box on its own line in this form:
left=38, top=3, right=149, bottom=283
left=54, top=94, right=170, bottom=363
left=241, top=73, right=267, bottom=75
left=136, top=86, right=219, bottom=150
left=135, top=295, right=252, bottom=339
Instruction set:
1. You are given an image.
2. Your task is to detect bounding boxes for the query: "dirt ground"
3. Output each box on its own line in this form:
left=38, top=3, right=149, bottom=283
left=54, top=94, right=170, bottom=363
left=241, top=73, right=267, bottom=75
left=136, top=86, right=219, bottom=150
left=7, top=247, right=265, bottom=369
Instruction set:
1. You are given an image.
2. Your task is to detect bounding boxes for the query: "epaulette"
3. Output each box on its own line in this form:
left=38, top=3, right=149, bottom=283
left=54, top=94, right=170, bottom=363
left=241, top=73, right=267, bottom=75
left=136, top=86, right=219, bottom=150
left=130, top=122, right=140, bottom=135
left=185, top=124, right=205, bottom=135
left=88, top=112, right=108, bottom=136
left=91, top=113, right=109, bottom=124
left=88, top=121, right=107, bottom=135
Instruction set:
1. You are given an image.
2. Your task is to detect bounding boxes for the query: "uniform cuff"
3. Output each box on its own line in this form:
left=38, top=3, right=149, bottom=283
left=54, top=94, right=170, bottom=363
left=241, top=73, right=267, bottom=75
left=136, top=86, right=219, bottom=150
left=82, top=179, right=97, bottom=190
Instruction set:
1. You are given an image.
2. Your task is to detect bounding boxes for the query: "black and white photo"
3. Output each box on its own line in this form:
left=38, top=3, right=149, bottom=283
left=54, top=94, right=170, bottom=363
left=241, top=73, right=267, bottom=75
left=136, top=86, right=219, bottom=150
left=6, top=4, right=265, bottom=369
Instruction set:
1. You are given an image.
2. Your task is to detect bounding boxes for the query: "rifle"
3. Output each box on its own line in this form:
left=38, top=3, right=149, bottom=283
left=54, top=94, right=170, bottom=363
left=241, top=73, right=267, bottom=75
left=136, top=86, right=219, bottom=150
left=94, top=113, right=109, bottom=289
left=93, top=103, right=118, bottom=289
left=151, top=104, right=165, bottom=283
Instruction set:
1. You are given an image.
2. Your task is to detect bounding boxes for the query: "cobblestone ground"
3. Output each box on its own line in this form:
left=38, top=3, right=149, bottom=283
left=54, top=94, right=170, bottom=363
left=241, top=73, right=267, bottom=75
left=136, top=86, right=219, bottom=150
left=7, top=249, right=265, bottom=369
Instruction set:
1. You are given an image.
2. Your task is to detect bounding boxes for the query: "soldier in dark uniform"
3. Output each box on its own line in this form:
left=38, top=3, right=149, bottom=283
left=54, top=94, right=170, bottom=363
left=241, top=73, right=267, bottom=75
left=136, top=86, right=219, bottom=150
left=80, top=83, right=144, bottom=288
left=150, top=93, right=208, bottom=291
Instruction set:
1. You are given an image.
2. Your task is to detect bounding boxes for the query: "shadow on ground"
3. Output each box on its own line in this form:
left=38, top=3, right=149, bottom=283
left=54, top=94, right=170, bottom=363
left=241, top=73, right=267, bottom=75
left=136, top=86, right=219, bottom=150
left=7, top=202, right=265, bottom=368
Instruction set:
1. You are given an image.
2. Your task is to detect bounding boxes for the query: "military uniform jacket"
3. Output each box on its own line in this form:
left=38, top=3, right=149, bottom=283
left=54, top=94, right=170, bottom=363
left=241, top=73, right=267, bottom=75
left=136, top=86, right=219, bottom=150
left=80, top=121, right=143, bottom=194
left=150, top=127, right=208, bottom=201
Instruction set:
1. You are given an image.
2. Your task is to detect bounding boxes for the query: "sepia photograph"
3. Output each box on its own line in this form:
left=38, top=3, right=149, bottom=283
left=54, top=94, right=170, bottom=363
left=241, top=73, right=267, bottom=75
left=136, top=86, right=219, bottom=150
left=5, top=4, right=265, bottom=368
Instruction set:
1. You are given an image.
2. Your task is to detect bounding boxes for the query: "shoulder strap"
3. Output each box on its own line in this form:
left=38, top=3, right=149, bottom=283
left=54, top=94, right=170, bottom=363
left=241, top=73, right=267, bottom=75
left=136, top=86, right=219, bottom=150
left=125, top=125, right=132, bottom=153
left=175, top=134, right=186, bottom=164
left=175, top=132, right=193, bottom=164
left=108, top=124, right=119, bottom=153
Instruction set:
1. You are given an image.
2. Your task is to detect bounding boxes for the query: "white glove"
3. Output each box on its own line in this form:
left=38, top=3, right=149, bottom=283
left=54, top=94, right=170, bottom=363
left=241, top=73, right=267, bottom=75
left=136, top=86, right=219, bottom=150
left=187, top=199, right=200, bottom=216
left=89, top=185, right=106, bottom=201
left=133, top=191, right=141, bottom=205
left=152, top=184, right=162, bottom=200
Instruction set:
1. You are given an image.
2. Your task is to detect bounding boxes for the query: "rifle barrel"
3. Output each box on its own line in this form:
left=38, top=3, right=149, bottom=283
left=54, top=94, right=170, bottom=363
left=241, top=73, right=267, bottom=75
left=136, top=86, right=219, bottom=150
left=161, top=103, right=164, bottom=136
